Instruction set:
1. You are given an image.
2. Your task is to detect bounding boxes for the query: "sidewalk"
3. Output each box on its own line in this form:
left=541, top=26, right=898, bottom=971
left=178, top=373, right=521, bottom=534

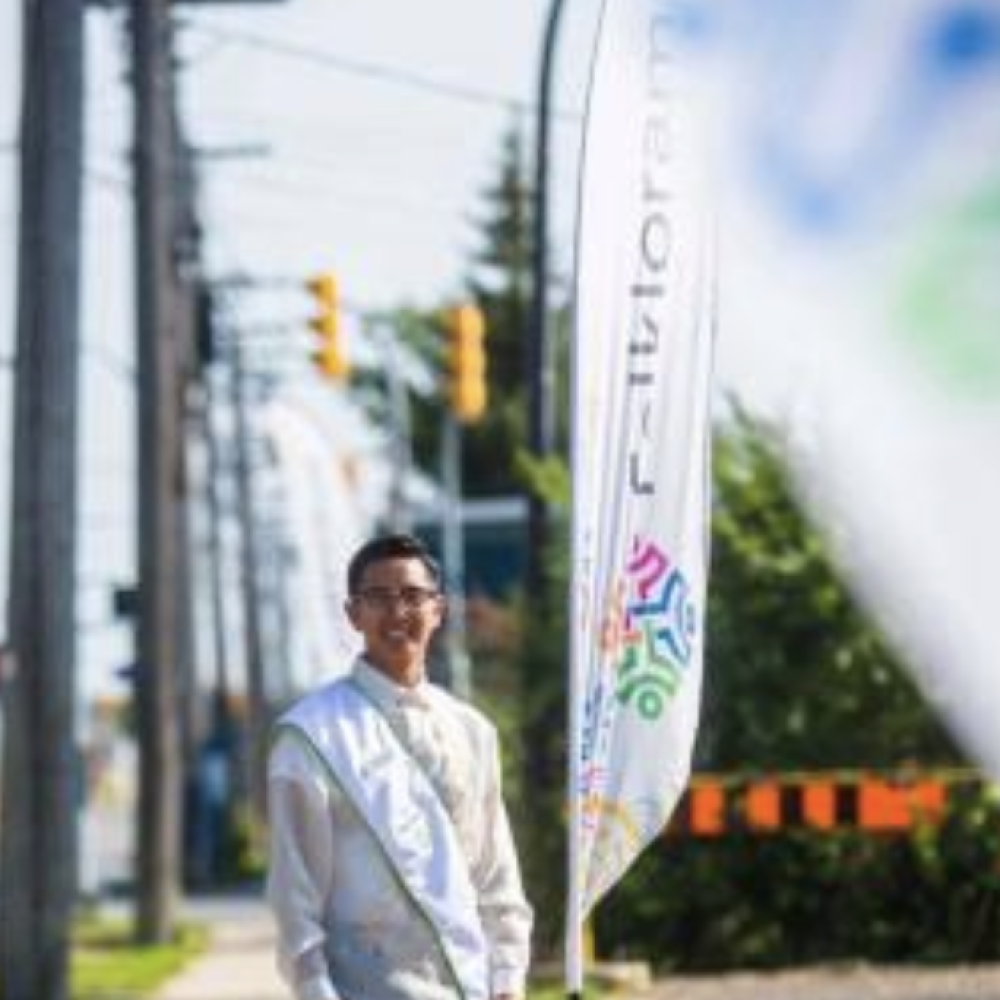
left=154, top=892, right=288, bottom=1000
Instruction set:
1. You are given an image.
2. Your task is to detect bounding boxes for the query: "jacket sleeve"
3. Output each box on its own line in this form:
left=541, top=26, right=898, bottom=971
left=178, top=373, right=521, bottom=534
left=266, top=732, right=342, bottom=1000
left=471, top=724, right=534, bottom=998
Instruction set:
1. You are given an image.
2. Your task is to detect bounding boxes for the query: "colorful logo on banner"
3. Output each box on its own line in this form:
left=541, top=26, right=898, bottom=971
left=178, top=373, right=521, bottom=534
left=617, top=539, right=697, bottom=720
left=597, top=536, right=697, bottom=722
left=578, top=542, right=700, bottom=899
left=578, top=537, right=698, bottom=836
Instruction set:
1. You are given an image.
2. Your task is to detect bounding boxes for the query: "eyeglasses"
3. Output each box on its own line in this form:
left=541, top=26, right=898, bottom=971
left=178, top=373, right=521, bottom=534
left=353, top=586, right=442, bottom=612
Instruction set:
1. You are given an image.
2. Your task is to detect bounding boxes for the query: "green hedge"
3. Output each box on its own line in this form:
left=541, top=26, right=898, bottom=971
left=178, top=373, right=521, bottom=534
left=595, top=782, right=1000, bottom=969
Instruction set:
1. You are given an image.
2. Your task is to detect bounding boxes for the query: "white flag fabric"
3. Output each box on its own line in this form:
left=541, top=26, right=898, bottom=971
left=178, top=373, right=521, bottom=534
left=568, top=0, right=716, bottom=956
left=712, top=0, right=1000, bottom=778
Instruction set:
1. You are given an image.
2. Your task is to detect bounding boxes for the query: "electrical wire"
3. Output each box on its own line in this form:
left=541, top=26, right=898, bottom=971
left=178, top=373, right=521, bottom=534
left=183, top=18, right=531, bottom=115
left=182, top=18, right=582, bottom=123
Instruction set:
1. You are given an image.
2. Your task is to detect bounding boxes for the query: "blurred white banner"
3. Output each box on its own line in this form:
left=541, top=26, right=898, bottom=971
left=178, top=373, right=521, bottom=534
left=714, top=0, right=1000, bottom=774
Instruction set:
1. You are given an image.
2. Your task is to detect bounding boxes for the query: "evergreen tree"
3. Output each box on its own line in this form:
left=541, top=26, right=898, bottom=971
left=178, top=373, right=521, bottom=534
left=460, top=124, right=533, bottom=496
left=380, top=126, right=536, bottom=501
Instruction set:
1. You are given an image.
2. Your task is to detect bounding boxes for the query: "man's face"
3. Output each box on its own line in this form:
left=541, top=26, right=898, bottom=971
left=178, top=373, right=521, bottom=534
left=345, top=555, right=445, bottom=685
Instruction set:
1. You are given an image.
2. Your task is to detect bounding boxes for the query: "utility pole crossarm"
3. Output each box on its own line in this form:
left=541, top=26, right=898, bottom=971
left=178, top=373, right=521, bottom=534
left=526, top=0, right=566, bottom=597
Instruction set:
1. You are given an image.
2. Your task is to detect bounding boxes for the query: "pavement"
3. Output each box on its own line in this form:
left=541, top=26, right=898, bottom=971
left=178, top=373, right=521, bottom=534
left=638, top=964, right=1000, bottom=1000
left=153, top=891, right=288, bottom=1000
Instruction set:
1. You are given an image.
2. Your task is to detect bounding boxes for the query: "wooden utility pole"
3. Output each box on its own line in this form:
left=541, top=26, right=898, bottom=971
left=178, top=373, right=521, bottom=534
left=440, top=414, right=471, bottom=698
left=229, top=324, right=269, bottom=815
left=130, top=0, right=183, bottom=942
left=129, top=1, right=286, bottom=909
left=174, top=126, right=204, bottom=866
left=0, top=1, right=85, bottom=998
left=203, top=359, right=234, bottom=726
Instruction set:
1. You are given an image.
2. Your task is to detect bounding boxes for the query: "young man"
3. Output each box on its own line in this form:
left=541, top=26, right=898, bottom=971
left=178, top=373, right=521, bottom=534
left=267, top=534, right=532, bottom=1000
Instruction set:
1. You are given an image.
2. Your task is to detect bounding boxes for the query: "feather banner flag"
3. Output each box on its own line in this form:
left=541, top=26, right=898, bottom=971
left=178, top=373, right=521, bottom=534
left=567, top=0, right=716, bottom=989
left=712, top=0, right=1000, bottom=781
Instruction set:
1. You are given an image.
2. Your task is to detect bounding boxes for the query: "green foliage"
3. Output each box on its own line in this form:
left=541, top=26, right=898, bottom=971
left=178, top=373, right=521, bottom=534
left=71, top=918, right=206, bottom=999
left=229, top=804, right=267, bottom=882
left=528, top=979, right=606, bottom=1000
left=514, top=450, right=570, bottom=510
left=495, top=502, right=570, bottom=955
left=466, top=127, right=532, bottom=382
left=461, top=124, right=533, bottom=496
left=595, top=784, right=1000, bottom=970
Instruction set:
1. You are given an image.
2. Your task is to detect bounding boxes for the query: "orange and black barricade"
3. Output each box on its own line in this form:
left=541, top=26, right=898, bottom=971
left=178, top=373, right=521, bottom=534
left=668, top=769, right=985, bottom=837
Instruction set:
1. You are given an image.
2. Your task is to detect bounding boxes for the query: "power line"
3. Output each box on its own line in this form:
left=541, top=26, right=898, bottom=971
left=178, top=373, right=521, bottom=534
left=183, top=18, right=537, bottom=117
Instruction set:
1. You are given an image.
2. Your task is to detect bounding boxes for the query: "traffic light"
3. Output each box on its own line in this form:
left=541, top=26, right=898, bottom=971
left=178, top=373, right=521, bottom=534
left=446, top=303, right=487, bottom=423
left=306, top=271, right=349, bottom=381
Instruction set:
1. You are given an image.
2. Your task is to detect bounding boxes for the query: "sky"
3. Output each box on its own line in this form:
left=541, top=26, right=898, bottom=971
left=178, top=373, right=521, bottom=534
left=178, top=0, right=593, bottom=305
left=0, top=0, right=603, bottom=700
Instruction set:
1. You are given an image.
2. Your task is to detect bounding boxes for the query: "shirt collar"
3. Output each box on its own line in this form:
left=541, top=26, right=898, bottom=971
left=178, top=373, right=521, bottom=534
left=352, top=657, right=432, bottom=712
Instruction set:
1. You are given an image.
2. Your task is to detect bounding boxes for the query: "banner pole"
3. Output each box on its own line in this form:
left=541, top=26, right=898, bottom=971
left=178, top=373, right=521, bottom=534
left=565, top=566, right=585, bottom=1000
left=566, top=0, right=612, bottom=995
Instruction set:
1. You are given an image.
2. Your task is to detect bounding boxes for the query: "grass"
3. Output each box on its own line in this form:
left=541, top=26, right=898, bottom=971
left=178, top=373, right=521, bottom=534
left=71, top=917, right=208, bottom=1000
left=529, top=977, right=609, bottom=1000
left=531, top=986, right=581, bottom=1000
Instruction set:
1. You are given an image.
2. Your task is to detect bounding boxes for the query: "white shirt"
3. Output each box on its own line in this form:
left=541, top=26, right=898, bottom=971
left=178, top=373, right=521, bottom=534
left=267, top=659, right=533, bottom=1000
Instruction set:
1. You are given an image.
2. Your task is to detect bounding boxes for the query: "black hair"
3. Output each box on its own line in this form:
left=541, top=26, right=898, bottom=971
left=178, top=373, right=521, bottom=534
left=346, top=533, right=443, bottom=595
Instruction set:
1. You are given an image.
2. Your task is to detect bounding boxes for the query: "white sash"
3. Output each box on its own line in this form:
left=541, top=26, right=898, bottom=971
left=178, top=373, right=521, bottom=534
left=277, top=678, right=489, bottom=1000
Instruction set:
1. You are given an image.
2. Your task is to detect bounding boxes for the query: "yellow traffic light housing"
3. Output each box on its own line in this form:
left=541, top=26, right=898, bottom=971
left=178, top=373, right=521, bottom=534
left=313, top=343, right=350, bottom=380
left=306, top=271, right=349, bottom=380
left=446, top=303, right=487, bottom=423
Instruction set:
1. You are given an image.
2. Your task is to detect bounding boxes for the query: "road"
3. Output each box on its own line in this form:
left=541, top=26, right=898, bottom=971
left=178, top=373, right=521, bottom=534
left=642, top=964, right=1000, bottom=1000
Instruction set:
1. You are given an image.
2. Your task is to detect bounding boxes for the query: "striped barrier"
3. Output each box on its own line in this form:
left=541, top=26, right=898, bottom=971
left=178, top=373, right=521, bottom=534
left=667, top=770, right=988, bottom=836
